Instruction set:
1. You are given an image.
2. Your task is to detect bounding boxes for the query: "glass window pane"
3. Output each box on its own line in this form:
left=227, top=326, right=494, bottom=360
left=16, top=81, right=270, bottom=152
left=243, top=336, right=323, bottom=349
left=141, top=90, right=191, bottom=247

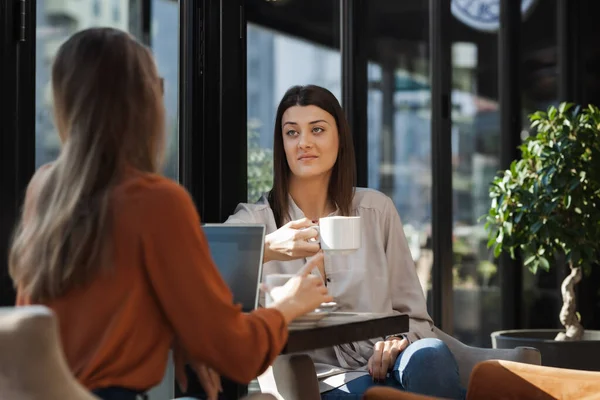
left=450, top=9, right=503, bottom=347
left=450, top=0, right=559, bottom=346
left=520, top=0, right=560, bottom=330
left=35, top=0, right=179, bottom=180
left=152, top=0, right=179, bottom=180
left=366, top=1, right=432, bottom=314
left=246, top=1, right=340, bottom=203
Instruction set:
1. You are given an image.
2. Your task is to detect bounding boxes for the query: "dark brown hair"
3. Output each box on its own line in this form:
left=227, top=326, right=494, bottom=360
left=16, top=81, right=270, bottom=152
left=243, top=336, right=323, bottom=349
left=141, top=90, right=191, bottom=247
left=268, top=85, right=356, bottom=227
left=10, top=27, right=165, bottom=301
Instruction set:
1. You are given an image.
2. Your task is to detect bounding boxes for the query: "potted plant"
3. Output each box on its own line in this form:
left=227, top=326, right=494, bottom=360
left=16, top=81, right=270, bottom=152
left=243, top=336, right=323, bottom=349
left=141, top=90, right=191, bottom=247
left=485, top=103, right=600, bottom=371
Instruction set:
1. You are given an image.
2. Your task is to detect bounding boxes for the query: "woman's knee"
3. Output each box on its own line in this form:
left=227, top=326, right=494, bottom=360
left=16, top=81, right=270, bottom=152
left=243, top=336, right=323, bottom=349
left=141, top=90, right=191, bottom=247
left=393, top=338, right=463, bottom=398
left=395, top=338, right=454, bottom=370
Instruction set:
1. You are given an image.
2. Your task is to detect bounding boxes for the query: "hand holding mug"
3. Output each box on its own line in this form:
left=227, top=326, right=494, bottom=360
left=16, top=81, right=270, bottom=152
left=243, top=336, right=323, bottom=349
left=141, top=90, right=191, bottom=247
left=263, top=217, right=320, bottom=262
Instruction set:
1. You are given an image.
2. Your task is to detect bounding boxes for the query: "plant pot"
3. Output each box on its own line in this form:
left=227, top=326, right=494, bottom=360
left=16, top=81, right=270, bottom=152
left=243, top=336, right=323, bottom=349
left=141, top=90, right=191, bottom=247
left=491, top=329, right=600, bottom=371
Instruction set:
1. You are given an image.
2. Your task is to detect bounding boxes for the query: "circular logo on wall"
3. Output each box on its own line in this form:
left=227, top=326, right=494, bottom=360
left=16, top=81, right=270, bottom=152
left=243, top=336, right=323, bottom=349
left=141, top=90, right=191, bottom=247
left=451, top=0, right=539, bottom=32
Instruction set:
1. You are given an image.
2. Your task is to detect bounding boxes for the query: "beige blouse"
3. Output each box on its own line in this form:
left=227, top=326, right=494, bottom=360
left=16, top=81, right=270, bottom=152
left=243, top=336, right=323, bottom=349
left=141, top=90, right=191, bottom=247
left=226, top=188, right=435, bottom=391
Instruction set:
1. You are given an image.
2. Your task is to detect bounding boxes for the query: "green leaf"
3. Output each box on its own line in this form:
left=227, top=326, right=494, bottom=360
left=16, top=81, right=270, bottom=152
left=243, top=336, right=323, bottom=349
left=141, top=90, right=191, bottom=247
left=530, top=261, right=539, bottom=275
left=514, top=212, right=523, bottom=223
left=539, top=256, right=550, bottom=271
left=496, top=229, right=504, bottom=244
left=524, top=255, right=536, bottom=265
left=531, top=220, right=543, bottom=234
left=563, top=195, right=572, bottom=209
left=493, top=244, right=502, bottom=258
left=559, top=102, right=573, bottom=114
left=568, top=179, right=580, bottom=191
left=510, top=160, right=517, bottom=175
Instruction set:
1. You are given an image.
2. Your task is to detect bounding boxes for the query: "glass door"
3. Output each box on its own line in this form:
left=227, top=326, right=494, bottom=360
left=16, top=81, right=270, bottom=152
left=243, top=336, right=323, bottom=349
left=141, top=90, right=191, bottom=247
left=35, top=0, right=179, bottom=180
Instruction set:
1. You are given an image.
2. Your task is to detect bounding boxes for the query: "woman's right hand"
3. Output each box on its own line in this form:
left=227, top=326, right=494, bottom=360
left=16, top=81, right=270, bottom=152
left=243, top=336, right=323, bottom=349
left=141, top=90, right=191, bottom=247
left=264, top=218, right=320, bottom=262
left=267, top=253, right=333, bottom=323
left=263, top=218, right=321, bottom=262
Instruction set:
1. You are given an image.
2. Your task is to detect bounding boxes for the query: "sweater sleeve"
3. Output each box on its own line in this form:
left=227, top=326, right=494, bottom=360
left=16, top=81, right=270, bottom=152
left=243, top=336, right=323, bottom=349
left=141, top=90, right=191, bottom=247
left=140, top=179, right=288, bottom=384
left=382, top=195, right=436, bottom=343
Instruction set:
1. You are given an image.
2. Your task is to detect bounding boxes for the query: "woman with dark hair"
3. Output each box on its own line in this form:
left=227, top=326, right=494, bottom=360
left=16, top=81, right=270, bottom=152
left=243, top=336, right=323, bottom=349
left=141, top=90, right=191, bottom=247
left=228, top=85, right=465, bottom=399
left=10, top=29, right=332, bottom=400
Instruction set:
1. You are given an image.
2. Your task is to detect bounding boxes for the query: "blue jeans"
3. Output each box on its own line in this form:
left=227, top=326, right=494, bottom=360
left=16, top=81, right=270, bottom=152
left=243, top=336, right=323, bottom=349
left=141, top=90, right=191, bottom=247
left=321, top=338, right=466, bottom=400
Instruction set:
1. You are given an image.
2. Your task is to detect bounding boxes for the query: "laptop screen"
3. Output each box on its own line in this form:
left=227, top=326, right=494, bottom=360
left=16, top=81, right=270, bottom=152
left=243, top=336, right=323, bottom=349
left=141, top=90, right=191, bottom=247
left=202, top=224, right=265, bottom=312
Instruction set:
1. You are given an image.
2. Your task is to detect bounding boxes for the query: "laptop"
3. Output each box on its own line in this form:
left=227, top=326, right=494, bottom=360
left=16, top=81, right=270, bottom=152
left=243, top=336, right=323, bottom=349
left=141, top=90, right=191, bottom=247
left=202, top=224, right=265, bottom=312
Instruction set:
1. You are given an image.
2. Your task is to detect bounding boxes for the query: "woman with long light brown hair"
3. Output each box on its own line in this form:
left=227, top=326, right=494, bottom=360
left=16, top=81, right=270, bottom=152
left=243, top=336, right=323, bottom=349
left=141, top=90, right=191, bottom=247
left=9, top=28, right=331, bottom=400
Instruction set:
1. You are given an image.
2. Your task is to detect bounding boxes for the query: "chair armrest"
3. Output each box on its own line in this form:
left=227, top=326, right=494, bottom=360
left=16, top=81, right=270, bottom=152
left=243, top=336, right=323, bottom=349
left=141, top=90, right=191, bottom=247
left=467, top=360, right=600, bottom=400
left=433, top=327, right=541, bottom=387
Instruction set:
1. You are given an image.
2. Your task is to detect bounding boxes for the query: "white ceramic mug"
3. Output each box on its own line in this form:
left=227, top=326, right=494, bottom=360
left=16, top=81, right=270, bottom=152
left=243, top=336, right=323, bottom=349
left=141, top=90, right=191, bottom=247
left=317, top=216, right=361, bottom=254
left=264, top=273, right=294, bottom=307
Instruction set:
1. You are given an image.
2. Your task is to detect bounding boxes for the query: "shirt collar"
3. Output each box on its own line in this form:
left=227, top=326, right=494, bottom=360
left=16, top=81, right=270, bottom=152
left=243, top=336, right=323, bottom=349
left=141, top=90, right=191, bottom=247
left=287, top=194, right=340, bottom=220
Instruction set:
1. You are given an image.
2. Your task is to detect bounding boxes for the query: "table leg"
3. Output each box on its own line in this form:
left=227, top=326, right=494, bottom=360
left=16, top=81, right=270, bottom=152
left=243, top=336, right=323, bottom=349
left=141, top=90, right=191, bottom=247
left=257, top=354, right=321, bottom=400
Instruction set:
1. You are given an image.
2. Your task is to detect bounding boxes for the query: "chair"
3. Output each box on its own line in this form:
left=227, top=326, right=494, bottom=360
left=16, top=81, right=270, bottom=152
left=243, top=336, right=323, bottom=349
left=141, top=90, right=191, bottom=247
left=467, top=359, right=600, bottom=400
left=0, top=305, right=99, bottom=400
left=432, top=327, right=540, bottom=388
left=258, top=328, right=541, bottom=400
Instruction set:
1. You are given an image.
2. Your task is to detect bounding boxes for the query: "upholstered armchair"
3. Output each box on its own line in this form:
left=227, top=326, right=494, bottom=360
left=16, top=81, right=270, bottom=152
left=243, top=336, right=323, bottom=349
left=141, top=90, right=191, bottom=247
left=0, top=305, right=99, bottom=400
left=467, top=359, right=600, bottom=399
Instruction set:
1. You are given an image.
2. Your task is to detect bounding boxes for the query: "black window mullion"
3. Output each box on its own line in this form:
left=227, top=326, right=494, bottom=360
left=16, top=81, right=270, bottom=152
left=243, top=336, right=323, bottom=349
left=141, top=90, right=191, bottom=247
left=0, top=0, right=19, bottom=307
left=0, top=0, right=36, bottom=307
left=429, top=0, right=453, bottom=333
left=557, top=0, right=582, bottom=104
left=179, top=0, right=204, bottom=211
left=498, top=0, right=523, bottom=331
left=180, top=0, right=246, bottom=224
left=341, top=0, right=368, bottom=187
left=219, top=0, right=247, bottom=221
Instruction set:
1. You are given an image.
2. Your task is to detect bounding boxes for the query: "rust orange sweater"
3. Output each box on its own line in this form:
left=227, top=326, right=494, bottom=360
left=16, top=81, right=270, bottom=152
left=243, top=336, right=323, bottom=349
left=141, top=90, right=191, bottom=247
left=16, top=170, right=288, bottom=391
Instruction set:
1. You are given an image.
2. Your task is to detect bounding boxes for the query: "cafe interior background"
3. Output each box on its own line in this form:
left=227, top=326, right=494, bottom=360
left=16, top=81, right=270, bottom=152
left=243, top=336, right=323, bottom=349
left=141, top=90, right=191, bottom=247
left=2, top=0, right=600, bottom=348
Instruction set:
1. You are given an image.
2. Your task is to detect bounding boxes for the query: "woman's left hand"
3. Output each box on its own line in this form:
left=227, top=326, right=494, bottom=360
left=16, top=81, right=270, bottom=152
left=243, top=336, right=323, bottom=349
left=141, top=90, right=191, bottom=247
left=174, top=340, right=222, bottom=400
left=368, top=337, right=409, bottom=380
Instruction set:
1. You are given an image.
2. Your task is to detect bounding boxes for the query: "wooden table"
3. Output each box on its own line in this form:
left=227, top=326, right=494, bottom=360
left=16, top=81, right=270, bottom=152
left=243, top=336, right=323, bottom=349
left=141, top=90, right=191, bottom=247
left=284, top=312, right=409, bottom=353
left=253, top=313, right=409, bottom=400
left=180, top=313, right=409, bottom=399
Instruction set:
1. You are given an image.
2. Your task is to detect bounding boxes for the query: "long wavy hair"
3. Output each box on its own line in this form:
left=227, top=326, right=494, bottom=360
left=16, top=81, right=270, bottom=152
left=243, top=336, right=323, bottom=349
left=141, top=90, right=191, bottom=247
left=268, top=85, right=356, bottom=227
left=9, top=28, right=165, bottom=302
